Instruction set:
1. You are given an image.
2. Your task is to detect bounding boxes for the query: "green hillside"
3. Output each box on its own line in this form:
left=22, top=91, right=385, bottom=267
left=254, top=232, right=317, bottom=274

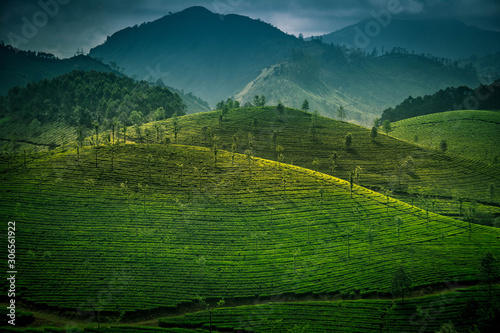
left=0, top=70, right=186, bottom=153
left=391, top=110, right=500, bottom=164
left=1, top=143, right=499, bottom=326
left=159, top=286, right=500, bottom=332
left=234, top=53, right=479, bottom=126
left=129, top=107, right=500, bottom=215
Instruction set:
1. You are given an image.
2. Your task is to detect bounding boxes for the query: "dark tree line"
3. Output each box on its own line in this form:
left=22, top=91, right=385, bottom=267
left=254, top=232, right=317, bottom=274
left=381, top=80, right=500, bottom=122
left=0, top=70, right=186, bottom=128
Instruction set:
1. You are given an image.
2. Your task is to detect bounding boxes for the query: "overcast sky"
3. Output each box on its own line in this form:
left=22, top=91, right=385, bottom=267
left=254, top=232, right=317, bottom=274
left=1, top=0, right=500, bottom=58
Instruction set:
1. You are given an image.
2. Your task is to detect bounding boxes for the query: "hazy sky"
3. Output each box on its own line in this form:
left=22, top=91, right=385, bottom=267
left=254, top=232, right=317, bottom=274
left=1, top=0, right=500, bottom=58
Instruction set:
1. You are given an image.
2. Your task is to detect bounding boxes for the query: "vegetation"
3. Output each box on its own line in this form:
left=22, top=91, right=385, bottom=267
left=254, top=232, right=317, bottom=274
left=159, top=286, right=500, bottom=332
left=1, top=141, right=499, bottom=324
left=129, top=106, right=500, bottom=214
left=381, top=81, right=500, bottom=122
left=0, top=70, right=186, bottom=153
left=391, top=110, right=500, bottom=164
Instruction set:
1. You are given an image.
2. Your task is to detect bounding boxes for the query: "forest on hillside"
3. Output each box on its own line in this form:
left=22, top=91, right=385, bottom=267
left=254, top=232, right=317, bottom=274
left=381, top=80, right=500, bottom=122
left=0, top=70, right=186, bottom=128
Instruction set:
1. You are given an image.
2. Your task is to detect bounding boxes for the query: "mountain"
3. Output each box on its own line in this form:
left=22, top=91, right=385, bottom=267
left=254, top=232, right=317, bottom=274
left=89, top=7, right=480, bottom=124
left=316, top=18, right=500, bottom=60
left=0, top=43, right=119, bottom=95
left=89, top=6, right=301, bottom=106
left=0, top=44, right=210, bottom=114
left=235, top=49, right=479, bottom=124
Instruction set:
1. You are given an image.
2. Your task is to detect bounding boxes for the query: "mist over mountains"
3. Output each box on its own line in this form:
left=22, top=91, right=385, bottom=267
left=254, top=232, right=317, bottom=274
left=88, top=6, right=484, bottom=124
left=315, top=18, right=500, bottom=60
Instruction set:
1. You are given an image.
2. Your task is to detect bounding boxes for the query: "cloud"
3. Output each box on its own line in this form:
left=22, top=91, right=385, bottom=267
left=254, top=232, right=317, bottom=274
left=1, top=0, right=499, bottom=58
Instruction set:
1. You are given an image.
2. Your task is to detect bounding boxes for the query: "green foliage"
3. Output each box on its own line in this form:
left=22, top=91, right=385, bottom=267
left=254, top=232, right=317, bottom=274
left=440, top=139, right=448, bottom=153
left=0, top=70, right=186, bottom=128
left=301, top=99, right=310, bottom=111
left=383, top=120, right=392, bottom=135
left=337, top=106, right=346, bottom=122
left=391, top=110, right=500, bottom=164
left=391, top=267, right=412, bottom=302
left=370, top=126, right=378, bottom=141
left=380, top=81, right=500, bottom=122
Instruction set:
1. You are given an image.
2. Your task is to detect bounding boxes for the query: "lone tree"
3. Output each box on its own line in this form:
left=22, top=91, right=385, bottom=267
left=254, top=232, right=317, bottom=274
left=301, top=99, right=310, bottom=111
left=345, top=133, right=353, bottom=149
left=440, top=139, right=448, bottom=153
left=391, top=266, right=412, bottom=303
left=383, top=120, right=392, bottom=135
left=277, top=101, right=285, bottom=121
left=395, top=216, right=403, bottom=244
left=478, top=251, right=498, bottom=300
left=366, top=228, right=374, bottom=264
left=370, top=126, right=378, bottom=141
left=337, top=106, right=346, bottom=122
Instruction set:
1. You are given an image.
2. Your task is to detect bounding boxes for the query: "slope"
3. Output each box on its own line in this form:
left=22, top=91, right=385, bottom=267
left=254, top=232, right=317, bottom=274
left=1, top=143, right=499, bottom=318
left=0, top=70, right=186, bottom=153
left=89, top=6, right=301, bottom=105
left=88, top=7, right=479, bottom=115
left=316, top=18, right=500, bottom=60
left=234, top=52, right=479, bottom=124
left=0, top=44, right=119, bottom=95
left=391, top=110, right=500, bottom=165
left=130, top=106, right=500, bottom=209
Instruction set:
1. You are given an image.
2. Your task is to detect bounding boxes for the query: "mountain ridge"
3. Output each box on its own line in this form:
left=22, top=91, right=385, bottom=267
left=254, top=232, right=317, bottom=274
left=315, top=18, right=500, bottom=59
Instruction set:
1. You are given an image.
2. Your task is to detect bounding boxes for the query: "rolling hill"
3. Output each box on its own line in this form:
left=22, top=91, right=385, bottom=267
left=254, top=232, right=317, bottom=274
left=234, top=52, right=478, bottom=124
left=391, top=110, right=500, bottom=165
left=128, top=106, right=500, bottom=215
left=315, top=18, right=500, bottom=60
left=1, top=141, right=499, bottom=331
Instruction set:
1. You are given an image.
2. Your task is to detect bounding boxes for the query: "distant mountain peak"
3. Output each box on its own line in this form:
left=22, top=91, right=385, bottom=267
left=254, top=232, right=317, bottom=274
left=177, top=6, right=214, bottom=16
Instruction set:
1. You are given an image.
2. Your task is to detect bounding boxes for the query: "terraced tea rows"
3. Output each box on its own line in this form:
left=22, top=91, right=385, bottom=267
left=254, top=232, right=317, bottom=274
left=159, top=285, right=500, bottom=332
left=132, top=107, right=500, bottom=207
left=1, top=143, right=499, bottom=317
left=391, top=110, right=500, bottom=164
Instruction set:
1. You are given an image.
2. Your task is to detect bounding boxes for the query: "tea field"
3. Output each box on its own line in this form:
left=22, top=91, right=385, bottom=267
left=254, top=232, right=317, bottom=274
left=1, top=142, right=499, bottom=330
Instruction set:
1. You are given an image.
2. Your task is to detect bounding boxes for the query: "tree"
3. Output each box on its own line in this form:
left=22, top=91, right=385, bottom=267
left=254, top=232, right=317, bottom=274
left=391, top=266, right=411, bottom=303
left=301, top=99, right=310, bottom=111
left=129, top=110, right=143, bottom=126
left=366, top=228, right=374, bottom=264
left=337, top=106, right=346, bottom=121
left=221, top=104, right=229, bottom=121
left=277, top=101, right=285, bottom=121
left=440, top=139, right=448, bottom=153
left=344, top=133, right=353, bottom=149
left=259, top=95, right=266, bottom=107
left=172, top=112, right=179, bottom=144
left=395, top=216, right=403, bottom=244
left=373, top=118, right=381, bottom=128
left=344, top=227, right=355, bottom=259
left=312, top=158, right=320, bottom=172
left=349, top=171, right=353, bottom=199
left=253, top=95, right=261, bottom=107
left=383, top=120, right=392, bottom=135
left=370, top=126, right=378, bottom=141
left=478, top=251, right=498, bottom=300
